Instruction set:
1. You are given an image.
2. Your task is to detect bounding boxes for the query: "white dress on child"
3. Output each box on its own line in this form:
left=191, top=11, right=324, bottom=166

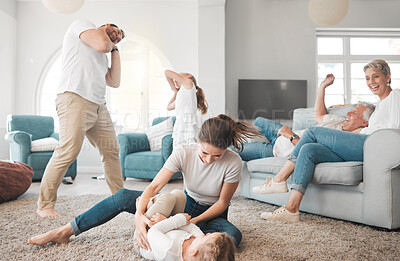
left=173, top=83, right=199, bottom=149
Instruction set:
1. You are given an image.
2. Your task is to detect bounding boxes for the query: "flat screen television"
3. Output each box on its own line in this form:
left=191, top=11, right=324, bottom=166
left=238, top=79, right=307, bottom=120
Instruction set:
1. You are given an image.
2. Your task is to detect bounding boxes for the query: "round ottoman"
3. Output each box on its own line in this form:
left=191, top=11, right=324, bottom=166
left=0, top=160, right=33, bottom=203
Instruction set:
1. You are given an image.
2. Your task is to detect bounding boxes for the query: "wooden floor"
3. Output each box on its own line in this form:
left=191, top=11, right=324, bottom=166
left=21, top=173, right=184, bottom=199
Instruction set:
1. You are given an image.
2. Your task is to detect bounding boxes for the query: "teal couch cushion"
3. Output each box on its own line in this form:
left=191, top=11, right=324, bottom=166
left=27, top=152, right=53, bottom=170
left=125, top=151, right=164, bottom=171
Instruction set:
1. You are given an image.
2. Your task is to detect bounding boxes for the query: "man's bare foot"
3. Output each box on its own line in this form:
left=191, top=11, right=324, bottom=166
left=28, top=224, right=74, bottom=246
left=36, top=208, right=62, bottom=219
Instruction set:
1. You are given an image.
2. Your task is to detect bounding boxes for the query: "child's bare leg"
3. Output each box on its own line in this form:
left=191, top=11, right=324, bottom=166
left=28, top=223, right=74, bottom=246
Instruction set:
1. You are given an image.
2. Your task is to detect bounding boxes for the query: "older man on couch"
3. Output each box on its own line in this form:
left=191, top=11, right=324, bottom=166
left=238, top=74, right=376, bottom=161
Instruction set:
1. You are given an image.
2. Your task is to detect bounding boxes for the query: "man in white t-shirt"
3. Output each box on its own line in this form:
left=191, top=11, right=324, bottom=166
left=36, top=20, right=125, bottom=219
left=239, top=74, right=376, bottom=160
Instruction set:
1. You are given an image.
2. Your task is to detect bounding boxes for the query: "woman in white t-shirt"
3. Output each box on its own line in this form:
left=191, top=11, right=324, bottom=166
left=28, top=114, right=262, bottom=258
left=165, top=70, right=208, bottom=149
left=252, top=59, right=400, bottom=223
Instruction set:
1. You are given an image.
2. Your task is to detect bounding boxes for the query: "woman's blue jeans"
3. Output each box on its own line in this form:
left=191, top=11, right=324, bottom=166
left=71, top=189, right=141, bottom=235
left=289, top=127, right=368, bottom=194
left=70, top=189, right=242, bottom=247
left=184, top=192, right=242, bottom=248
left=238, top=117, right=283, bottom=161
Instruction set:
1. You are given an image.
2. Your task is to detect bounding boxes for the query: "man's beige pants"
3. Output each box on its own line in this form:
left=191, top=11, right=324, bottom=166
left=38, top=92, right=124, bottom=210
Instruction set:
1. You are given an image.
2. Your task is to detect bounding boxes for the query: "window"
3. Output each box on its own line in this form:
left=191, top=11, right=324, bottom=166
left=316, top=29, right=400, bottom=107
left=37, top=35, right=173, bottom=132
left=37, top=52, right=62, bottom=129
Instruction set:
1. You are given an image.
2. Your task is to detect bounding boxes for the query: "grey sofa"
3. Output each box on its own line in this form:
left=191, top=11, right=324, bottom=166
left=240, top=106, right=400, bottom=229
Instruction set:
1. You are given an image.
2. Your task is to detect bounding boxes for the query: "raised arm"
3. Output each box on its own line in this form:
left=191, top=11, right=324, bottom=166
left=164, top=69, right=193, bottom=90
left=80, top=29, right=114, bottom=53
left=79, top=27, right=121, bottom=87
left=167, top=87, right=178, bottom=111
left=105, top=47, right=121, bottom=87
left=134, top=167, right=175, bottom=250
left=189, top=182, right=238, bottom=225
left=315, top=74, right=335, bottom=123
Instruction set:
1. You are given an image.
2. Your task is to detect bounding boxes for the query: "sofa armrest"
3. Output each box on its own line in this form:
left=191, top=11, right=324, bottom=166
left=117, top=133, right=150, bottom=175
left=4, top=131, right=32, bottom=163
left=161, top=134, right=173, bottom=161
left=363, top=129, right=400, bottom=228
left=50, top=132, right=59, bottom=140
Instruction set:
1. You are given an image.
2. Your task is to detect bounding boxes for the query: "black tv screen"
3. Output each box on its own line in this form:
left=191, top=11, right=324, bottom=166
left=238, top=79, right=307, bottom=120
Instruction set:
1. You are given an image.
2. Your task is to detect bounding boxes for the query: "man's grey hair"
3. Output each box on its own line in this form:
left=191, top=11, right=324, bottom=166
left=357, top=102, right=376, bottom=121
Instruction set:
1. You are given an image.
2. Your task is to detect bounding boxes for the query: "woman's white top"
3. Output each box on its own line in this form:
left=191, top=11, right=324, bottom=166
left=360, top=89, right=400, bottom=135
left=164, top=144, right=242, bottom=205
left=173, top=84, right=200, bottom=148
left=140, top=214, right=204, bottom=261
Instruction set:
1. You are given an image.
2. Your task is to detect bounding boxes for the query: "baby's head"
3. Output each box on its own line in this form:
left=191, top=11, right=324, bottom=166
left=191, top=232, right=235, bottom=261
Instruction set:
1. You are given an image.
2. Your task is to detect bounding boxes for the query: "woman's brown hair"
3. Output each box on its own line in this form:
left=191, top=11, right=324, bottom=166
left=198, top=114, right=262, bottom=152
left=188, top=75, right=208, bottom=114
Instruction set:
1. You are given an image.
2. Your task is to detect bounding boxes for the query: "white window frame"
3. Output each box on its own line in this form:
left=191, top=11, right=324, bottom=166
left=316, top=28, right=400, bottom=104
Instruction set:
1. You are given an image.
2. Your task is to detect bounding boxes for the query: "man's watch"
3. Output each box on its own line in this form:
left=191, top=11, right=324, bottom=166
left=111, top=48, right=118, bottom=53
left=290, top=133, right=299, bottom=142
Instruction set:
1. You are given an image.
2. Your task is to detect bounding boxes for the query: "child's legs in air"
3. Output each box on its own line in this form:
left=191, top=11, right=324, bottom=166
left=145, top=190, right=186, bottom=218
left=170, top=190, right=186, bottom=215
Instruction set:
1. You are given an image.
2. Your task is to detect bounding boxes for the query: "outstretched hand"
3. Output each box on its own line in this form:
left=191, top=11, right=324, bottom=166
left=182, top=213, right=191, bottom=224
left=320, top=74, right=335, bottom=89
left=134, top=213, right=151, bottom=250
left=148, top=213, right=167, bottom=227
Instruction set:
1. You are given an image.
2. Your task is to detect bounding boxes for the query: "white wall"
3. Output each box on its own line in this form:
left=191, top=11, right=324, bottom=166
left=11, top=0, right=400, bottom=169
left=0, top=0, right=17, bottom=159
left=198, top=0, right=225, bottom=117
left=0, top=0, right=16, bottom=17
left=225, top=0, right=400, bottom=118
left=14, top=0, right=224, bottom=171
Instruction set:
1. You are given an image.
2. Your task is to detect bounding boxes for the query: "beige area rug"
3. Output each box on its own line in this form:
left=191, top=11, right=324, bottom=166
left=1, top=194, right=400, bottom=261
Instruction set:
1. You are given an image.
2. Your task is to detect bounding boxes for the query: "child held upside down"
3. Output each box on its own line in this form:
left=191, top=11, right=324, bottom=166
left=28, top=190, right=235, bottom=261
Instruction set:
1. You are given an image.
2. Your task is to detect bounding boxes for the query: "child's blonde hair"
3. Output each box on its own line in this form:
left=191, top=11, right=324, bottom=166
left=194, top=233, right=235, bottom=261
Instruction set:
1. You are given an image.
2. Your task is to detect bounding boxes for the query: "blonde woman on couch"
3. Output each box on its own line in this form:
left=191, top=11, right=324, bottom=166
left=253, top=59, right=400, bottom=222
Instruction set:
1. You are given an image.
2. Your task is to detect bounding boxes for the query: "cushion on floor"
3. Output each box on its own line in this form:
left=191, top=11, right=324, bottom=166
left=0, top=160, right=33, bottom=203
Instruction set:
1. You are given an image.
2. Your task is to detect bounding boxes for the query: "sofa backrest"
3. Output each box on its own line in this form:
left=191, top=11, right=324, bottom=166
left=152, top=116, right=176, bottom=126
left=292, top=104, right=356, bottom=131
left=7, top=115, right=55, bottom=141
